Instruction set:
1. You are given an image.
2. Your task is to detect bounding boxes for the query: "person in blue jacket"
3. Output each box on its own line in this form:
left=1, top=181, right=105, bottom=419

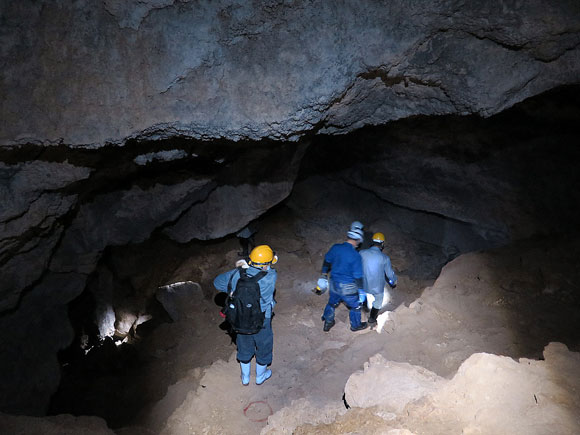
left=360, top=232, right=397, bottom=327
left=319, top=222, right=368, bottom=332
left=213, top=245, right=278, bottom=386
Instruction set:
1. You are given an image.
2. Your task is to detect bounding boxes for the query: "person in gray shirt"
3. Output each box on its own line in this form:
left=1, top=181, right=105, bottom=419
left=359, top=232, right=397, bottom=328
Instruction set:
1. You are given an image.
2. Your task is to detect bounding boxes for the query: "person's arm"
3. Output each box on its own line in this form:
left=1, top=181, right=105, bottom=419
left=384, top=256, right=397, bottom=287
left=354, top=253, right=364, bottom=290
left=213, top=269, right=238, bottom=293
left=354, top=256, right=365, bottom=304
left=321, top=246, right=335, bottom=274
left=353, top=253, right=364, bottom=282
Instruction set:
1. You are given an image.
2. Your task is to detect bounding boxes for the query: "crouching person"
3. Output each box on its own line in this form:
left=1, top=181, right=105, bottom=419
left=214, top=245, right=278, bottom=386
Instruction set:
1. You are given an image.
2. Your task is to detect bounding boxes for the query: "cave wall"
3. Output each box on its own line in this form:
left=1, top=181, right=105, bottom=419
left=1, top=0, right=579, bottom=146
left=304, top=86, right=580, bottom=248
left=0, top=140, right=305, bottom=414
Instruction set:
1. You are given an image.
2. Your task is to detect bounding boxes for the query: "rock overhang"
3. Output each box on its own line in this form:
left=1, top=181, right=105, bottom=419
left=1, top=0, right=579, bottom=148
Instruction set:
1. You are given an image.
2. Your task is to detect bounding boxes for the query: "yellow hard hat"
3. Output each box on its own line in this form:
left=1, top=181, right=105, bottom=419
left=249, top=245, right=278, bottom=266
left=372, top=232, right=385, bottom=243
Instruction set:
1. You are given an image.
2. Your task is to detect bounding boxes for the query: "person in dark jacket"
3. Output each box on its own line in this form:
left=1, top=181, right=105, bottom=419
left=319, top=222, right=368, bottom=332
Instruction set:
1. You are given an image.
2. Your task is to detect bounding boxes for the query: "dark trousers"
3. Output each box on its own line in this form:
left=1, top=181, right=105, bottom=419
left=322, top=290, right=362, bottom=328
left=236, top=317, right=273, bottom=365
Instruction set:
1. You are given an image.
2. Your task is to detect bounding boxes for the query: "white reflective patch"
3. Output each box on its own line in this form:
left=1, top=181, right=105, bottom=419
left=376, top=311, right=391, bottom=334
left=134, top=150, right=188, bottom=165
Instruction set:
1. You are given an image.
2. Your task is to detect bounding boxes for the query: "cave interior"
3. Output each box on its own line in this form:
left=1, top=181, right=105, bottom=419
left=1, top=1, right=580, bottom=433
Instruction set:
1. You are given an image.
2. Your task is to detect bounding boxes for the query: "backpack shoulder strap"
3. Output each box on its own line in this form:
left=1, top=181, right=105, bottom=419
left=248, top=270, right=267, bottom=282
left=227, top=267, right=244, bottom=293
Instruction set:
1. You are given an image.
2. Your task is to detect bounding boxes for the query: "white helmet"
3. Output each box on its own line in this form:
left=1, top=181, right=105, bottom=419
left=350, top=221, right=364, bottom=231
left=347, top=227, right=364, bottom=241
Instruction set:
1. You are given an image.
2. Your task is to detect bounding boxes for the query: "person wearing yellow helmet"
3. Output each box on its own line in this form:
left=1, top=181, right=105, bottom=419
left=248, top=244, right=278, bottom=267
left=359, top=232, right=397, bottom=328
left=213, top=244, right=278, bottom=385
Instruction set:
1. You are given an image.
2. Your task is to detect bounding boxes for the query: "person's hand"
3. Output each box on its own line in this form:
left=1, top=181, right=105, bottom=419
left=388, top=279, right=397, bottom=288
left=312, top=276, right=328, bottom=295
left=236, top=259, right=249, bottom=269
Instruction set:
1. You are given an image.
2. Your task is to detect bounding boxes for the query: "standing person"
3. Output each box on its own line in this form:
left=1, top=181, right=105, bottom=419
left=360, top=232, right=398, bottom=328
left=319, top=223, right=368, bottom=332
left=214, top=245, right=278, bottom=386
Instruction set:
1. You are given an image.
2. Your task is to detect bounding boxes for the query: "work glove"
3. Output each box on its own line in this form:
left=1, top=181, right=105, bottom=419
left=313, top=276, right=329, bottom=295
left=388, top=279, right=397, bottom=289
left=235, top=259, right=249, bottom=269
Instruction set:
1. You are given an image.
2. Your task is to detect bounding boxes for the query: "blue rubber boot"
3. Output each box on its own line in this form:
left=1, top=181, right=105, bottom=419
left=240, top=362, right=251, bottom=386
left=256, top=363, right=272, bottom=385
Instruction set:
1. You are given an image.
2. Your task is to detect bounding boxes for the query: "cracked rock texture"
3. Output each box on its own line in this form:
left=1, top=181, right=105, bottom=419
left=0, top=161, right=92, bottom=311
left=1, top=0, right=580, bottom=146
left=0, top=140, right=305, bottom=414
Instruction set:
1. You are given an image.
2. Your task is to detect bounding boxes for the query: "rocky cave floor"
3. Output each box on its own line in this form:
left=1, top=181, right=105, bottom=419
left=3, top=177, right=580, bottom=435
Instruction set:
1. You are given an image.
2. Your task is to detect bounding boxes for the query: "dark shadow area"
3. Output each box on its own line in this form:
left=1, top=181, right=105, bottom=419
left=298, top=84, right=580, bottom=250
left=47, top=233, right=241, bottom=428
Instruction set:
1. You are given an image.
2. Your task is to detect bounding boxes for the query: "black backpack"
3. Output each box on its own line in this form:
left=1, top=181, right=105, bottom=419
left=223, top=267, right=267, bottom=334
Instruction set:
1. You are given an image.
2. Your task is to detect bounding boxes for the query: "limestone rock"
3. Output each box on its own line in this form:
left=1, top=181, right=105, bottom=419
left=427, top=342, right=580, bottom=435
left=301, top=343, right=580, bottom=434
left=344, top=354, right=445, bottom=412
left=156, top=281, right=202, bottom=322
left=260, top=398, right=346, bottom=435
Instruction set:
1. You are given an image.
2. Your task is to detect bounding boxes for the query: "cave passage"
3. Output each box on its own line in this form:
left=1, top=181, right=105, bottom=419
left=2, top=0, right=580, bottom=431
left=41, top=86, right=580, bottom=429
